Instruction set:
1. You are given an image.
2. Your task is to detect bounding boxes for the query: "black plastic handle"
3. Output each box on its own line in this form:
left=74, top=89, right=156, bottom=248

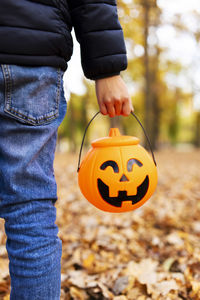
left=77, top=111, right=157, bottom=172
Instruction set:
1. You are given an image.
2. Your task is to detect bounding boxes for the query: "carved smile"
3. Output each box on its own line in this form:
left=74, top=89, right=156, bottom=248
left=97, top=176, right=149, bottom=207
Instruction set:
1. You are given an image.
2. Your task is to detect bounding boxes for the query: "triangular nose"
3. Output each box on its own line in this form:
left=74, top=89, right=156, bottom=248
left=120, top=174, right=129, bottom=182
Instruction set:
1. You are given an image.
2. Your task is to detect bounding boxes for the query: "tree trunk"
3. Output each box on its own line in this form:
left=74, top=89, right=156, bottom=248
left=143, top=0, right=160, bottom=150
left=195, top=112, right=200, bottom=147
left=151, top=46, right=161, bottom=149
left=143, top=0, right=154, bottom=149
left=81, top=95, right=89, bottom=147
left=68, top=96, right=77, bottom=153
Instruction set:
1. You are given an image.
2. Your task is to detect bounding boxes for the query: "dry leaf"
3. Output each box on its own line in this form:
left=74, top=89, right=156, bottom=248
left=82, top=253, right=95, bottom=269
left=69, top=286, right=86, bottom=300
left=149, top=279, right=179, bottom=296
left=126, top=259, right=158, bottom=285
left=0, top=259, right=9, bottom=281
left=113, top=276, right=129, bottom=295
left=113, top=296, right=127, bottom=300
left=1, top=151, right=200, bottom=299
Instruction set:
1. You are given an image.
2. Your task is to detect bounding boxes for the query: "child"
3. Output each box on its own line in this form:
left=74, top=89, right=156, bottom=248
left=0, top=0, right=133, bottom=299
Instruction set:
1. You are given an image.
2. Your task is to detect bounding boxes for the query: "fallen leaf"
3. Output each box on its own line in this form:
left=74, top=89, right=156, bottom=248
left=126, top=259, right=158, bottom=285
left=112, top=276, right=129, bottom=295
left=148, top=279, right=179, bottom=296
left=82, top=253, right=95, bottom=269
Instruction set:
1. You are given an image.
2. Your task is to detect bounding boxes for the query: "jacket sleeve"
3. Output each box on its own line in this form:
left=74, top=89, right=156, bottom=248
left=67, top=0, right=127, bottom=80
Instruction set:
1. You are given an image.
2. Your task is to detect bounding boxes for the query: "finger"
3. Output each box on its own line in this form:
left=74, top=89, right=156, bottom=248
left=99, top=102, right=108, bottom=115
left=114, top=99, right=122, bottom=116
left=106, top=101, right=115, bottom=118
left=122, top=98, right=133, bottom=116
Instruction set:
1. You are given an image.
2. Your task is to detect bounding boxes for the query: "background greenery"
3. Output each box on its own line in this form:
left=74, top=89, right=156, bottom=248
left=58, top=0, right=200, bottom=152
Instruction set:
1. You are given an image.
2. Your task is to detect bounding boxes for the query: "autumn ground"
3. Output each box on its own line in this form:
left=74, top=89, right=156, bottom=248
left=0, top=149, right=200, bottom=299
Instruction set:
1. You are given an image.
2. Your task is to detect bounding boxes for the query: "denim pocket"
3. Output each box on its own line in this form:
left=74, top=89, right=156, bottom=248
left=2, top=64, right=63, bottom=126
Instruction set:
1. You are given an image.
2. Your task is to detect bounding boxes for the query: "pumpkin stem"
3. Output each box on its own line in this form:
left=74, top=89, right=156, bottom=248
left=109, top=128, right=121, bottom=137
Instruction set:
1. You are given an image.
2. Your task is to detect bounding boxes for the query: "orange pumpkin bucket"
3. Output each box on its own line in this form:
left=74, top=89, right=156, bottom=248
left=77, top=112, right=157, bottom=213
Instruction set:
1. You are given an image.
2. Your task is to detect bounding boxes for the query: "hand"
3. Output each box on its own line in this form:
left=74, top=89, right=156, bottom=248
left=95, top=75, right=134, bottom=117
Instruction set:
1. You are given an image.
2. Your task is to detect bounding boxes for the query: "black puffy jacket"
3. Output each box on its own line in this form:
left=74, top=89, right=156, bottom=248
left=0, top=0, right=127, bottom=80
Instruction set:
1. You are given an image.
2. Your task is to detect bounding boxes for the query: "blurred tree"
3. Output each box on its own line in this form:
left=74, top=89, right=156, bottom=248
left=191, top=13, right=200, bottom=147
left=167, top=89, right=180, bottom=145
left=58, top=0, right=198, bottom=151
left=118, top=0, right=196, bottom=148
left=57, top=93, right=82, bottom=152
left=143, top=0, right=162, bottom=149
left=118, top=0, right=162, bottom=149
left=58, top=79, right=101, bottom=152
left=195, top=112, right=200, bottom=147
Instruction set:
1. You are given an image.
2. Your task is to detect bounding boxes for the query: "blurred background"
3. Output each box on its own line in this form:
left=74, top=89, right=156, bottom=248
left=1, top=2, right=200, bottom=299
left=58, top=0, right=200, bottom=153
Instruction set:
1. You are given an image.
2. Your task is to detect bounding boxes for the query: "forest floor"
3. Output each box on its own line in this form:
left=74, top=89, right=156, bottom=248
left=0, top=149, right=200, bottom=299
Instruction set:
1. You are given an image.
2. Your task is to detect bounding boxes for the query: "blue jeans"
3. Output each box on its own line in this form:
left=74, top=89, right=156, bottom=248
left=0, top=65, right=67, bottom=299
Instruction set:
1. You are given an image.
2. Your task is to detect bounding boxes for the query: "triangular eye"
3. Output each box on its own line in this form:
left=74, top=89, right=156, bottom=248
left=100, top=160, right=119, bottom=173
left=127, top=159, right=143, bottom=172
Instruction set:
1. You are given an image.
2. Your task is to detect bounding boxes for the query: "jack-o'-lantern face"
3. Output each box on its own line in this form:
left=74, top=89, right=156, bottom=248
left=78, top=128, right=157, bottom=213
left=98, top=158, right=149, bottom=207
